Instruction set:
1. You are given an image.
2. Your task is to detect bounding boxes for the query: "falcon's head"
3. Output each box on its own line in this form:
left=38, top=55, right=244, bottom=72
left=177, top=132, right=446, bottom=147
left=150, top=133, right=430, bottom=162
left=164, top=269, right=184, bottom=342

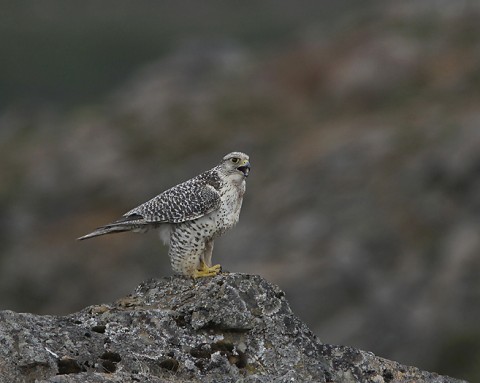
left=220, top=152, right=251, bottom=179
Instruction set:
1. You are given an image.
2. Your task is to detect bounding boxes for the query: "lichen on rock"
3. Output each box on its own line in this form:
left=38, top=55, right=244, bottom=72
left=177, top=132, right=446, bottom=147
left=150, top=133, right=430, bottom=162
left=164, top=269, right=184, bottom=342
left=0, top=273, right=467, bottom=382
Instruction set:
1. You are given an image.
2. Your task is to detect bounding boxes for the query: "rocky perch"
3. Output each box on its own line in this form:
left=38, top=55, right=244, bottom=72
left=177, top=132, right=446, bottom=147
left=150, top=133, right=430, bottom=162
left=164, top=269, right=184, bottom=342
left=0, top=273, right=467, bottom=383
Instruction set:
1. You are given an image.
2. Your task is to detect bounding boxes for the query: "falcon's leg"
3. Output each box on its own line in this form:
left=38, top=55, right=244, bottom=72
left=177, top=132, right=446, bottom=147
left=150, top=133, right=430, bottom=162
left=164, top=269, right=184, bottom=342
left=193, top=239, right=221, bottom=278
left=202, top=239, right=214, bottom=267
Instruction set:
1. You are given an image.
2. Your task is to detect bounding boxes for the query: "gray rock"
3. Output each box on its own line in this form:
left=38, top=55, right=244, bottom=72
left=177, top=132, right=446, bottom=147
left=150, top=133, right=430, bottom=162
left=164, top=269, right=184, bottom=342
left=0, top=273, right=466, bottom=383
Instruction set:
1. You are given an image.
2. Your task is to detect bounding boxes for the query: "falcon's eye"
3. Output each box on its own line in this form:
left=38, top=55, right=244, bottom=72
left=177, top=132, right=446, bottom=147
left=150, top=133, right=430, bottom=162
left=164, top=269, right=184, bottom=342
left=231, top=157, right=240, bottom=164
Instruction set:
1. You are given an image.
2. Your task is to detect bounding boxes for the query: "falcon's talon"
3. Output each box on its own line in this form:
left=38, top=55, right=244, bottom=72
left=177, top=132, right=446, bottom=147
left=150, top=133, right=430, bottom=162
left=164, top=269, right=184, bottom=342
left=192, top=267, right=221, bottom=279
left=78, top=152, right=250, bottom=278
left=193, top=262, right=222, bottom=278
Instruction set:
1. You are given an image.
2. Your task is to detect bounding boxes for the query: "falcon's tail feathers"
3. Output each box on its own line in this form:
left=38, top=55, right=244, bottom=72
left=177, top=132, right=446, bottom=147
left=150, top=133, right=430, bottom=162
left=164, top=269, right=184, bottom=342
left=77, top=225, right=129, bottom=240
left=77, top=215, right=148, bottom=240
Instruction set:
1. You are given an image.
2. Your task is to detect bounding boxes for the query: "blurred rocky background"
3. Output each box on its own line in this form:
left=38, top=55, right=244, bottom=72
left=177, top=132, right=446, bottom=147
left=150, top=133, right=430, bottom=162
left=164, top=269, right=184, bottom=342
left=1, top=1, right=479, bottom=382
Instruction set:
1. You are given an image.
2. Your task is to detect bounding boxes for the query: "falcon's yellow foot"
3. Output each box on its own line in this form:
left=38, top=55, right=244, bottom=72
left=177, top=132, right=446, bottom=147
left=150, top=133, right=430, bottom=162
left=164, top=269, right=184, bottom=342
left=192, top=262, right=222, bottom=279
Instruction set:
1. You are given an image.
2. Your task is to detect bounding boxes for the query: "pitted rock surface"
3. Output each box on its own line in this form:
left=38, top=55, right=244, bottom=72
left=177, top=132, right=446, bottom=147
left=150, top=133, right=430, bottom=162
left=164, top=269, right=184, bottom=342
left=0, top=274, right=467, bottom=383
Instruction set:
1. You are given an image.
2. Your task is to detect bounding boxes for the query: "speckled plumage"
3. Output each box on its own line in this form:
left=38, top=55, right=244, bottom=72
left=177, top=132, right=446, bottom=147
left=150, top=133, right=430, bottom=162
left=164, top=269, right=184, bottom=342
left=78, top=152, right=250, bottom=277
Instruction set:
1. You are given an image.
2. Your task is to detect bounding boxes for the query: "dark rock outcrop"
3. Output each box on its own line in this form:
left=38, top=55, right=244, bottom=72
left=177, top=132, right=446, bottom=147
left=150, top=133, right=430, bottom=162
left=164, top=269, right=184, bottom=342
left=0, top=274, right=467, bottom=383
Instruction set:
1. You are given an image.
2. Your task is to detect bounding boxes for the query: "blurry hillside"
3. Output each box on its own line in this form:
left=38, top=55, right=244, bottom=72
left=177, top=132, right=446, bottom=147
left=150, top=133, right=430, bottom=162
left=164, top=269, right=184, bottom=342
left=1, top=2, right=480, bottom=382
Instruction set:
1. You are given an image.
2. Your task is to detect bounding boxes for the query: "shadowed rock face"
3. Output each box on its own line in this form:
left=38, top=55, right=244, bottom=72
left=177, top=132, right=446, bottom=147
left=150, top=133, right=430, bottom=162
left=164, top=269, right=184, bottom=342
left=0, top=274, right=467, bottom=383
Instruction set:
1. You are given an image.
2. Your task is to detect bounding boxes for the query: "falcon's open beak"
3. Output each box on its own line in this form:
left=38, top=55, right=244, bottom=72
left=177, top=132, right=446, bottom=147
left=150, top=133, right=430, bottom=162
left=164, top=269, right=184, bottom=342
left=237, top=160, right=251, bottom=177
